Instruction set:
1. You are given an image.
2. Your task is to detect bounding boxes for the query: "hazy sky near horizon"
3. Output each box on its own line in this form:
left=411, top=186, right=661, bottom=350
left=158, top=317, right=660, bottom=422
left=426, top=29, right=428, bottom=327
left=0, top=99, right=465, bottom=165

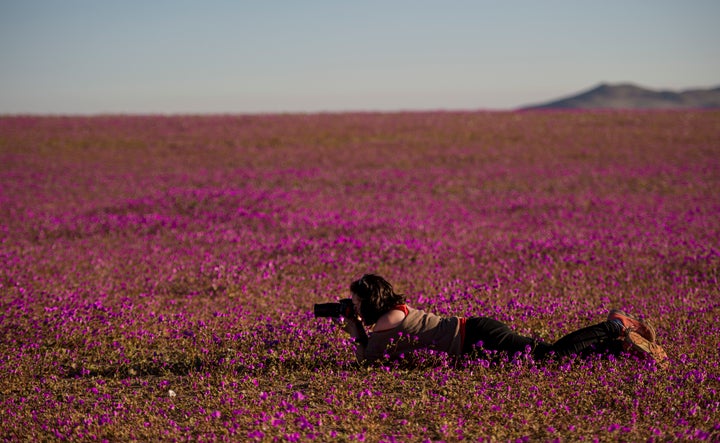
left=1, top=1, right=718, bottom=114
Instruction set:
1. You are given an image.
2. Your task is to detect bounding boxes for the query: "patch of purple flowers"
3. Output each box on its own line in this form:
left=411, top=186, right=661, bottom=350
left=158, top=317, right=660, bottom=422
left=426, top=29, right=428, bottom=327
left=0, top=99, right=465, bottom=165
left=0, top=112, right=718, bottom=441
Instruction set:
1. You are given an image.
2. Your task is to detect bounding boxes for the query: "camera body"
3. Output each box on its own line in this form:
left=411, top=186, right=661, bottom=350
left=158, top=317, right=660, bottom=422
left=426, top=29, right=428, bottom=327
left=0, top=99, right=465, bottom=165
left=313, top=298, right=354, bottom=318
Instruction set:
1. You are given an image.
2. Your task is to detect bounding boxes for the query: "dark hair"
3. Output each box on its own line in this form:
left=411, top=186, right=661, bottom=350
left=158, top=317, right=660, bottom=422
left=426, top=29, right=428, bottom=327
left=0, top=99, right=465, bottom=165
left=350, top=274, right=406, bottom=325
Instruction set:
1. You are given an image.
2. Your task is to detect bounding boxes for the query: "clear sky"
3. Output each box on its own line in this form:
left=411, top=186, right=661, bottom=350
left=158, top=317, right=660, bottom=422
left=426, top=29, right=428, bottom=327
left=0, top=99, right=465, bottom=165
left=1, top=0, right=718, bottom=114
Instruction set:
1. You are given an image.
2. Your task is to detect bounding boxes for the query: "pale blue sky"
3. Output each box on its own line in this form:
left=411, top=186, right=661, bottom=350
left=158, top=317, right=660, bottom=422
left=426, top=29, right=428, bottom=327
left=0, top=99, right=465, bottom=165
left=1, top=1, right=718, bottom=114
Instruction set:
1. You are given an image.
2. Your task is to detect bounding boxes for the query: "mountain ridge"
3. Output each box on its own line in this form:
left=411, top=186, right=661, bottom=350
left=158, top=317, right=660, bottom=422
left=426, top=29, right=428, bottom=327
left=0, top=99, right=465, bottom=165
left=520, top=83, right=720, bottom=110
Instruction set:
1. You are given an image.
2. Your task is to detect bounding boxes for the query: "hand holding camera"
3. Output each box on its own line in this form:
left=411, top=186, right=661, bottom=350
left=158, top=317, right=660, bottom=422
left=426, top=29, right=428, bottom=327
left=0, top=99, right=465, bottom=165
left=314, top=298, right=365, bottom=339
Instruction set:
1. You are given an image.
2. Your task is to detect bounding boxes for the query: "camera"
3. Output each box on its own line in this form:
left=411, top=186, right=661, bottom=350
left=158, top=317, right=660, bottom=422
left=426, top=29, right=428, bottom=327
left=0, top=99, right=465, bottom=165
left=313, top=298, right=354, bottom=318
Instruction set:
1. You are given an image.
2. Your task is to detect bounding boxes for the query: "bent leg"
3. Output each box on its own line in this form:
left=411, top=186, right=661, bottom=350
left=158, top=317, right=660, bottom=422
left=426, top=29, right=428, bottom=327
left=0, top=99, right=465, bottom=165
left=539, top=321, right=623, bottom=359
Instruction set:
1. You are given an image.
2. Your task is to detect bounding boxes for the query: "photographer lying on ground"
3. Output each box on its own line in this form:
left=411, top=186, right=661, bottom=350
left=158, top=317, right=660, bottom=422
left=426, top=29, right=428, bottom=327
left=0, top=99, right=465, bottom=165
left=320, top=274, right=668, bottom=368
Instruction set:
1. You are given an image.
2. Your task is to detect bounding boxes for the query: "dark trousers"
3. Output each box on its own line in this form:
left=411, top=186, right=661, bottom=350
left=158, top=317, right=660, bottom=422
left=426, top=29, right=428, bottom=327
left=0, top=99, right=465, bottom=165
left=462, top=317, right=624, bottom=360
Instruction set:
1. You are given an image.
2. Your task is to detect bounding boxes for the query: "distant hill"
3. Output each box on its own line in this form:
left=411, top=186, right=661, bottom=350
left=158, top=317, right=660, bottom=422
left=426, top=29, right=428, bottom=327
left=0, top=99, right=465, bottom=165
left=520, top=83, right=720, bottom=110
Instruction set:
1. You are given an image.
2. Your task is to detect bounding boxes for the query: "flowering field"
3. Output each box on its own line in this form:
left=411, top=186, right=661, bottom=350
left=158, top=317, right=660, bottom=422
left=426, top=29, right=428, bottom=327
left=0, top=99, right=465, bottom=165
left=1, top=111, right=719, bottom=441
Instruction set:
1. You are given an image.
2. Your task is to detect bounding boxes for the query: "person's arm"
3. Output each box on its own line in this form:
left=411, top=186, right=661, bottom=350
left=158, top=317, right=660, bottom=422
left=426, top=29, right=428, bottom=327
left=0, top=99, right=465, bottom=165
left=334, top=316, right=370, bottom=364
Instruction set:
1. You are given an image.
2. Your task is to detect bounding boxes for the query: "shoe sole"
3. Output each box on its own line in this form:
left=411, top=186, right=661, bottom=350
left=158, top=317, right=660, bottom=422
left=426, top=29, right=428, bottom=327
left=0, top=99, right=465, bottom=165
left=625, top=331, right=669, bottom=369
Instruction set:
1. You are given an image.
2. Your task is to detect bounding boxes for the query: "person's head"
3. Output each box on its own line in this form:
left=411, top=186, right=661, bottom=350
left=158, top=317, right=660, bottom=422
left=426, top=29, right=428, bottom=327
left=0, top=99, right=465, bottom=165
left=350, top=274, right=406, bottom=325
